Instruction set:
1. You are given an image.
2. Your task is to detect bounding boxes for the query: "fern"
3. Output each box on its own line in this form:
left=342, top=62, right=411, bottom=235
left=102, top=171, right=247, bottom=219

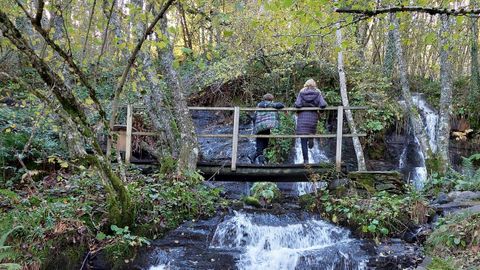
left=456, top=154, right=480, bottom=191
left=0, top=226, right=22, bottom=270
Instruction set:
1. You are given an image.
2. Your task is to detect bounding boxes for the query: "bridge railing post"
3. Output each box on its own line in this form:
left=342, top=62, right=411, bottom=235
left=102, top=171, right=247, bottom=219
left=231, top=106, right=240, bottom=171
left=335, top=106, right=343, bottom=172
left=125, top=104, right=133, bottom=164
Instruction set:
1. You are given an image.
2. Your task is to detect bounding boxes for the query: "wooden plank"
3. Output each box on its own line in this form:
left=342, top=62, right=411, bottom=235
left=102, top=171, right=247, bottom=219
left=197, top=134, right=233, bottom=138
left=120, top=105, right=366, bottom=110
left=239, top=106, right=367, bottom=111
left=132, top=131, right=159, bottom=136
left=231, top=107, right=240, bottom=171
left=335, top=106, right=344, bottom=172
left=122, top=133, right=366, bottom=138
left=188, top=107, right=235, bottom=111
left=125, top=104, right=133, bottom=164
left=239, top=134, right=366, bottom=138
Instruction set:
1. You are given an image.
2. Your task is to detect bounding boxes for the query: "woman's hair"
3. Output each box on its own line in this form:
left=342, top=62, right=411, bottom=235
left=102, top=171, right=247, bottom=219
left=303, top=79, right=317, bottom=89
left=263, top=93, right=274, bottom=101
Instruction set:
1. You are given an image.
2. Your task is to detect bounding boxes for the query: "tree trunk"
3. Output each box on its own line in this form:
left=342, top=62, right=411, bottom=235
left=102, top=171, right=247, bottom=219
left=133, top=0, right=178, bottom=164
left=436, top=14, right=453, bottom=172
left=335, top=21, right=367, bottom=171
left=391, top=14, right=432, bottom=158
left=383, top=14, right=396, bottom=77
left=158, top=18, right=199, bottom=173
left=470, top=0, right=480, bottom=110
left=0, top=10, right=133, bottom=226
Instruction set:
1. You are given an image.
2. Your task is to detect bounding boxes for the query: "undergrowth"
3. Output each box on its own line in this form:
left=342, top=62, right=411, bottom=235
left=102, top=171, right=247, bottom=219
left=304, top=185, right=430, bottom=240
left=0, top=167, right=222, bottom=268
left=426, top=212, right=480, bottom=269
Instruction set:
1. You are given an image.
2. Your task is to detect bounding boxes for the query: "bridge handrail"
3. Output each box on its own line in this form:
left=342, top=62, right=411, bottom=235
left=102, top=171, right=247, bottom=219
left=113, top=105, right=367, bottom=172
left=188, top=106, right=367, bottom=111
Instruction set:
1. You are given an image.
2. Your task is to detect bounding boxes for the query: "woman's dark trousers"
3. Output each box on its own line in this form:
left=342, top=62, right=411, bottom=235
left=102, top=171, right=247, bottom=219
left=300, top=138, right=314, bottom=163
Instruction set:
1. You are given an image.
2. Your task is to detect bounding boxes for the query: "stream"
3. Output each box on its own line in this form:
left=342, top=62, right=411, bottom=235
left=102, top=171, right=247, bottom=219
left=130, top=99, right=460, bottom=269
left=145, top=211, right=369, bottom=270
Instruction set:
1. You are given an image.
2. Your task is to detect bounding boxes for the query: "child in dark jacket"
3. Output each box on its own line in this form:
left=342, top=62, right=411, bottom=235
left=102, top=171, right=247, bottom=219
left=249, top=93, right=284, bottom=164
left=294, top=79, right=327, bottom=164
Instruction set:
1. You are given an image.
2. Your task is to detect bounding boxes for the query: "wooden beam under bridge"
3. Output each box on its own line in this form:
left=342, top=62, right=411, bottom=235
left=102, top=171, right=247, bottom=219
left=197, top=162, right=337, bottom=182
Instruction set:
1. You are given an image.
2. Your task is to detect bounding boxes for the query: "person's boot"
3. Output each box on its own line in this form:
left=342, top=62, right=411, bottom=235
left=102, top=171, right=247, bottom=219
left=248, top=153, right=257, bottom=164
left=308, top=138, right=314, bottom=149
left=303, top=155, right=309, bottom=165
left=257, top=155, right=266, bottom=165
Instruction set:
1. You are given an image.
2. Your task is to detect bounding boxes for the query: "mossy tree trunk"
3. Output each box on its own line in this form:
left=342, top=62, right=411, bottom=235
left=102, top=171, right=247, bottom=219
left=157, top=17, right=199, bottom=173
left=436, top=14, right=454, bottom=173
left=391, top=14, right=432, bottom=159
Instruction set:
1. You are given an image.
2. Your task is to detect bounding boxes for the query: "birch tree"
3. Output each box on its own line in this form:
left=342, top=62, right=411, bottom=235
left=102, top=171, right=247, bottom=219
left=335, top=21, right=367, bottom=171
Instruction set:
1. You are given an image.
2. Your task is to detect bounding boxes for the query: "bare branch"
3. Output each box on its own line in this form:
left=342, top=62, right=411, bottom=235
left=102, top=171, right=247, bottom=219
left=35, top=0, right=45, bottom=24
left=336, top=6, right=480, bottom=17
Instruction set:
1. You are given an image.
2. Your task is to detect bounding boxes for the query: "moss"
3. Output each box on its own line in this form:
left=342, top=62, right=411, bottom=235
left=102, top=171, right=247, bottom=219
left=0, top=189, right=20, bottom=201
left=243, top=196, right=261, bottom=207
left=426, top=257, right=456, bottom=270
left=426, top=155, right=447, bottom=175
left=103, top=241, right=136, bottom=269
left=42, top=245, right=87, bottom=270
left=298, top=194, right=315, bottom=209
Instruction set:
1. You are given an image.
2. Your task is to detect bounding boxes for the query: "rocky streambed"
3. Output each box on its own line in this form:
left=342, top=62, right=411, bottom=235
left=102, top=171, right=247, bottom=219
left=130, top=205, right=423, bottom=270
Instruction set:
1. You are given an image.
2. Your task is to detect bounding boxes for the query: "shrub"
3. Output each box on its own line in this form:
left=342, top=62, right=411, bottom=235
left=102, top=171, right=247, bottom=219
left=265, top=113, right=295, bottom=164
left=313, top=188, right=430, bottom=239
left=249, top=182, right=281, bottom=206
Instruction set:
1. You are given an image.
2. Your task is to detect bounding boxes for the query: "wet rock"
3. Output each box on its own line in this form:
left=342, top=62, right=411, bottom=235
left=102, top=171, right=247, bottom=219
left=401, top=225, right=432, bottom=244
left=447, top=191, right=480, bottom=202
left=433, top=192, right=450, bottom=204
left=434, top=200, right=480, bottom=214
left=367, top=239, right=424, bottom=270
left=328, top=178, right=349, bottom=190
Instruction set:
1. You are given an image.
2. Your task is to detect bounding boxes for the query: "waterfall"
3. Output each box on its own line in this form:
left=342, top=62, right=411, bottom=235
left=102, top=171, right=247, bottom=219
left=294, top=138, right=330, bottom=195
left=412, top=94, right=438, bottom=152
left=210, top=211, right=368, bottom=270
left=399, top=93, right=438, bottom=189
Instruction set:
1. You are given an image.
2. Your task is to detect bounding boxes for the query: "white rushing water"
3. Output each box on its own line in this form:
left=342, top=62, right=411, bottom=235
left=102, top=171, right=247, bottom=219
left=209, top=211, right=367, bottom=270
left=399, top=93, right=438, bottom=190
left=412, top=93, right=438, bottom=152
left=294, top=138, right=330, bottom=195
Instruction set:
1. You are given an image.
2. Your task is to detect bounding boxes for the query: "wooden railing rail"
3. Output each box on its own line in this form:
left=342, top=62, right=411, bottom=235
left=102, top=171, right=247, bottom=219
left=113, top=105, right=367, bottom=172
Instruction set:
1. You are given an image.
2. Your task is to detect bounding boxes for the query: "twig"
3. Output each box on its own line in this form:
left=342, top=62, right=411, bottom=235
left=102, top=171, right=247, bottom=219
left=15, top=0, right=107, bottom=122
left=336, top=6, right=480, bottom=16
left=79, top=251, right=91, bottom=270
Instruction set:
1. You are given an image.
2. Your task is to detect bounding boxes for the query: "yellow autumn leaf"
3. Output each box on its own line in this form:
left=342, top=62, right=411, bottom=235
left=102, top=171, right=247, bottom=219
left=85, top=98, right=94, bottom=105
left=60, top=161, right=69, bottom=168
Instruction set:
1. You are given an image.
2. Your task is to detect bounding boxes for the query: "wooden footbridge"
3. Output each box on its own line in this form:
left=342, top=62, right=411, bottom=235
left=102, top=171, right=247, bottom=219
left=109, top=105, right=398, bottom=183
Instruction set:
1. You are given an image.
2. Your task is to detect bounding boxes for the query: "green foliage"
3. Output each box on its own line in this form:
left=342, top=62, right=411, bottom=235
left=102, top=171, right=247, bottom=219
left=425, top=153, right=480, bottom=194
left=265, top=113, right=295, bottom=163
left=314, top=188, right=429, bottom=239
left=0, top=226, right=22, bottom=270
left=0, top=104, right=63, bottom=185
left=426, top=212, right=480, bottom=269
left=131, top=170, right=222, bottom=237
left=427, top=257, right=456, bottom=270
left=249, top=182, right=281, bottom=206
left=348, top=65, right=400, bottom=135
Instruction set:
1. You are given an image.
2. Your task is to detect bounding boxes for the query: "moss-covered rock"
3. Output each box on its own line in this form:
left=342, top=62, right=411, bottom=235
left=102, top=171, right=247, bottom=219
left=243, top=196, right=261, bottom=207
